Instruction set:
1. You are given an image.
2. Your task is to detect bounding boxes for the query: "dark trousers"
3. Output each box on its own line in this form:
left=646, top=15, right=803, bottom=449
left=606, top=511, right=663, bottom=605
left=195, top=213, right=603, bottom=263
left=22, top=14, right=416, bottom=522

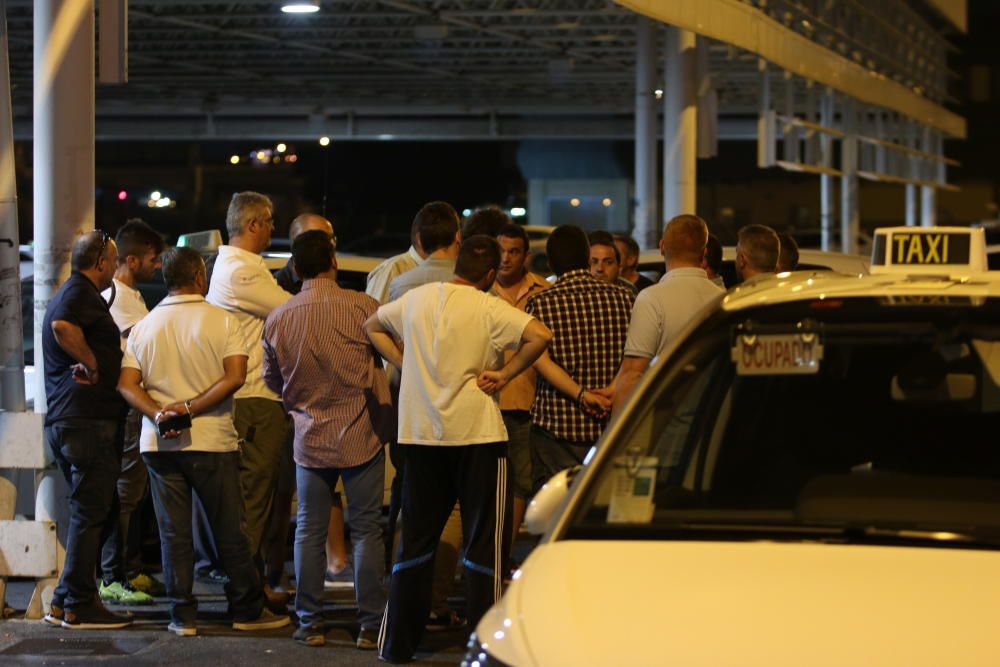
left=143, top=450, right=265, bottom=625
left=192, top=495, right=221, bottom=576
left=46, top=417, right=123, bottom=610
left=101, top=408, right=147, bottom=582
left=378, top=443, right=510, bottom=663
left=530, top=426, right=593, bottom=495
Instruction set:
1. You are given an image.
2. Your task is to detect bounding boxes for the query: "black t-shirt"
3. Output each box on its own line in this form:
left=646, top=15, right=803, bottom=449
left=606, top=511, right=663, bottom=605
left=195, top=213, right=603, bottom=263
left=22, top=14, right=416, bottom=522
left=274, top=259, right=301, bottom=295
left=42, top=272, right=125, bottom=425
left=634, top=273, right=656, bottom=292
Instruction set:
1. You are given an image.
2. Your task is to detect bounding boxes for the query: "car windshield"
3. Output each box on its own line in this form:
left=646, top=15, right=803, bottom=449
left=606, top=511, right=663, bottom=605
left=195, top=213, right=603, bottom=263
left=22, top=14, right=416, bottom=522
left=566, top=297, right=1000, bottom=549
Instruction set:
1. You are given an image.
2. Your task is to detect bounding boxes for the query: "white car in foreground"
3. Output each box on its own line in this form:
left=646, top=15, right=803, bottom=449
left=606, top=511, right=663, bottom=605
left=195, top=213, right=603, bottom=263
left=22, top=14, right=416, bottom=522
left=468, top=227, right=1000, bottom=667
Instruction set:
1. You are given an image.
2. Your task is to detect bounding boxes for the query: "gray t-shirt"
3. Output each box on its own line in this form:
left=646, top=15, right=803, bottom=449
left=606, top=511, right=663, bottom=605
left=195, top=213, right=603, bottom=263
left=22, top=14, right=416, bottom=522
left=387, top=257, right=456, bottom=302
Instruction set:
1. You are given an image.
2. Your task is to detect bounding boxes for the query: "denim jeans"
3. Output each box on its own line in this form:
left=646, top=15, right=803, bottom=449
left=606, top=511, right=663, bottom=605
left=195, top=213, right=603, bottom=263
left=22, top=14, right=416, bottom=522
left=101, top=408, right=147, bottom=581
left=46, top=418, right=123, bottom=610
left=143, top=450, right=264, bottom=625
left=295, top=449, right=386, bottom=631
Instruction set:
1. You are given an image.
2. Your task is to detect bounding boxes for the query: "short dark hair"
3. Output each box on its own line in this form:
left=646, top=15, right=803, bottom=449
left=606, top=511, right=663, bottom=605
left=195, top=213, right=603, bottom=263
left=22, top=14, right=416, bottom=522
left=705, top=234, right=723, bottom=274
left=292, top=229, right=335, bottom=279
left=462, top=205, right=511, bottom=241
left=455, top=235, right=501, bottom=284
left=71, top=230, right=111, bottom=271
left=737, top=224, right=781, bottom=273
left=161, top=246, right=205, bottom=290
left=613, top=233, right=640, bottom=260
left=497, top=223, right=529, bottom=250
left=777, top=233, right=800, bottom=271
left=115, top=219, right=165, bottom=264
left=546, top=225, right=590, bottom=276
left=414, top=201, right=460, bottom=254
left=588, top=230, right=621, bottom=263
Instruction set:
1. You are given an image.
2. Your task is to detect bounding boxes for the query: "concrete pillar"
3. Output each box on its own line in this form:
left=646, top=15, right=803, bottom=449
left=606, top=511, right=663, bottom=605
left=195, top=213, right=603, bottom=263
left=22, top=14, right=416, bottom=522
left=905, top=121, right=918, bottom=226
left=819, top=88, right=835, bottom=251
left=1, top=5, right=25, bottom=411
left=32, top=0, right=95, bottom=410
left=633, top=16, right=658, bottom=250
left=920, top=127, right=937, bottom=227
left=840, top=97, right=860, bottom=255
left=662, top=25, right=696, bottom=221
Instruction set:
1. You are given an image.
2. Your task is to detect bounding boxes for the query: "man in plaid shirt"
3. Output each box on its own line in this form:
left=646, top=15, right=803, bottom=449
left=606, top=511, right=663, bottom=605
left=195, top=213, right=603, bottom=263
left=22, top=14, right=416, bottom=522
left=526, top=225, right=634, bottom=491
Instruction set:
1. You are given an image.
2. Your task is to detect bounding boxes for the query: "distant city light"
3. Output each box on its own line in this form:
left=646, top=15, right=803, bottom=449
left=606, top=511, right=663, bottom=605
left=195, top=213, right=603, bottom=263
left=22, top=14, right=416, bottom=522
left=150, top=191, right=161, bottom=201
left=117, top=190, right=127, bottom=201
left=319, top=136, right=330, bottom=147
left=654, top=88, right=664, bottom=99
left=602, top=198, right=612, bottom=207
left=155, top=197, right=172, bottom=208
left=570, top=198, right=580, bottom=207
left=229, top=155, right=240, bottom=164
left=272, top=156, right=281, bottom=164
left=462, top=208, right=472, bottom=217
left=256, top=151, right=267, bottom=161
left=510, top=207, right=526, bottom=217
left=286, top=154, right=298, bottom=163
left=281, top=1, right=319, bottom=13
left=276, top=143, right=287, bottom=153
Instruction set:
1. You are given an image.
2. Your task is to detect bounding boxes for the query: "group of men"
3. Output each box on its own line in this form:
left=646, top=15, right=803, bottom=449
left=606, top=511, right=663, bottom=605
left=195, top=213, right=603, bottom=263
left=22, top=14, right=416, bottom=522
left=38, top=190, right=789, bottom=662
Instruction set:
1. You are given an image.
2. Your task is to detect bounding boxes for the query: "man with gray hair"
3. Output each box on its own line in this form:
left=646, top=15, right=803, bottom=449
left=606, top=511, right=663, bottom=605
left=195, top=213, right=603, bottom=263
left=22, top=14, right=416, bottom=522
left=207, top=192, right=292, bottom=609
left=735, top=224, right=781, bottom=283
left=611, top=214, right=724, bottom=411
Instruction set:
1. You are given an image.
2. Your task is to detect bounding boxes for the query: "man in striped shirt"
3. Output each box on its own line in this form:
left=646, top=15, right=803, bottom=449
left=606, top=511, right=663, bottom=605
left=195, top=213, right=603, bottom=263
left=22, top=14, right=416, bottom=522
left=262, top=231, right=394, bottom=650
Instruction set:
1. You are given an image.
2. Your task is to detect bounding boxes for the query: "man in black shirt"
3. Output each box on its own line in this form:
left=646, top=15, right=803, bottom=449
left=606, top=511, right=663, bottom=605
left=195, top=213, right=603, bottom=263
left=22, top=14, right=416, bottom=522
left=41, top=230, right=132, bottom=630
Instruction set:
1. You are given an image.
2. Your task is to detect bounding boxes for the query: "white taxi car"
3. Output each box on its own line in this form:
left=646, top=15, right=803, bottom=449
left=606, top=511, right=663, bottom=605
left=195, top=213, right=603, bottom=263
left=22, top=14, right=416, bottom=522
left=467, top=226, right=1000, bottom=667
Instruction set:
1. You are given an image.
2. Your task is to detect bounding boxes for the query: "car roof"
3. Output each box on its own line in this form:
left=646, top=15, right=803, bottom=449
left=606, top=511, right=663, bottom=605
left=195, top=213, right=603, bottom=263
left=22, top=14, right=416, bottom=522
left=260, top=250, right=382, bottom=274
left=637, top=247, right=871, bottom=275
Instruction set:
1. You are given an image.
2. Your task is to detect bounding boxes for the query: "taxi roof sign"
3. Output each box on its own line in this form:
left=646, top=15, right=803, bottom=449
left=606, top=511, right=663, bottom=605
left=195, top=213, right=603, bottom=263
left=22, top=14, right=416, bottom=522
left=871, top=226, right=987, bottom=275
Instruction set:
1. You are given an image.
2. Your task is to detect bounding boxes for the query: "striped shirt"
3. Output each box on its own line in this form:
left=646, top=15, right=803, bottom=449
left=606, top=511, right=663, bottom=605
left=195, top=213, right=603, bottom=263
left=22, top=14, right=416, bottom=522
left=262, top=278, right=394, bottom=469
left=526, top=269, right=634, bottom=442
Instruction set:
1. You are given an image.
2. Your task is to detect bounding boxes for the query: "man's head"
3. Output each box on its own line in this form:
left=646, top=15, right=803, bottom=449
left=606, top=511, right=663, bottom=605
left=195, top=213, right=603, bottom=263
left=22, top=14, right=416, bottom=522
left=454, top=235, right=501, bottom=291
left=161, top=246, right=207, bottom=295
left=462, top=205, right=511, bottom=241
left=496, top=224, right=530, bottom=283
left=736, top=224, right=780, bottom=280
left=413, top=201, right=460, bottom=256
left=292, top=229, right=337, bottom=280
left=776, top=233, right=800, bottom=273
left=546, top=225, right=590, bottom=276
left=703, top=234, right=723, bottom=281
left=588, top=230, right=621, bottom=283
left=613, top=234, right=640, bottom=277
left=226, top=191, right=274, bottom=253
left=72, top=230, right=118, bottom=290
left=660, top=214, right=709, bottom=269
left=289, top=213, right=334, bottom=243
left=114, top=219, right=165, bottom=282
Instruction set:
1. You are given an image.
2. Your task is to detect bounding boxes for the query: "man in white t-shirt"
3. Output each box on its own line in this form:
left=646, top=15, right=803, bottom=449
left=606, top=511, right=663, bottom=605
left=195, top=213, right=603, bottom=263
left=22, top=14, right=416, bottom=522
left=365, top=236, right=552, bottom=663
left=117, top=247, right=290, bottom=637
left=98, top=219, right=164, bottom=605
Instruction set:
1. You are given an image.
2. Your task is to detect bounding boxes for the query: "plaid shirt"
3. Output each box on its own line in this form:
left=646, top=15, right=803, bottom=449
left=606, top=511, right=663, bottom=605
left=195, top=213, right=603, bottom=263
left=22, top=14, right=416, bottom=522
left=526, top=269, right=634, bottom=442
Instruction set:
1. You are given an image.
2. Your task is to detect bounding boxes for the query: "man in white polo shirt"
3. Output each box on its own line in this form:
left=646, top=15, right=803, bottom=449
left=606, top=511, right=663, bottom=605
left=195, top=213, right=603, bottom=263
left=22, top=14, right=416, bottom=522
left=612, top=214, right=725, bottom=412
left=207, top=191, right=291, bottom=602
left=365, top=236, right=552, bottom=664
left=117, top=247, right=290, bottom=636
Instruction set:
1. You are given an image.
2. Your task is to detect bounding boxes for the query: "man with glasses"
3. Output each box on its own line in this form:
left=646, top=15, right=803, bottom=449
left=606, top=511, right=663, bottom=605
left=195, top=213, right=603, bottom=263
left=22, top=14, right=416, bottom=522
left=207, top=191, right=292, bottom=610
left=41, top=230, right=133, bottom=629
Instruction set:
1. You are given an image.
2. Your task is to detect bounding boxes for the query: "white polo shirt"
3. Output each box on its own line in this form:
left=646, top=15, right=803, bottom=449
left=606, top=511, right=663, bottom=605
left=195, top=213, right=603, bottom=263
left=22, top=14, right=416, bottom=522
left=365, top=246, right=422, bottom=305
left=101, top=278, right=149, bottom=350
left=207, top=245, right=290, bottom=401
left=376, top=282, right=533, bottom=446
left=624, top=267, right=725, bottom=363
left=124, top=294, right=249, bottom=453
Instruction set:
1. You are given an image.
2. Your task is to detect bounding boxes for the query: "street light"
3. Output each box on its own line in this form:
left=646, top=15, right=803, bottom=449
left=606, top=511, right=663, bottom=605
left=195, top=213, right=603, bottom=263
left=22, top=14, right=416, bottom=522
left=281, top=1, right=320, bottom=14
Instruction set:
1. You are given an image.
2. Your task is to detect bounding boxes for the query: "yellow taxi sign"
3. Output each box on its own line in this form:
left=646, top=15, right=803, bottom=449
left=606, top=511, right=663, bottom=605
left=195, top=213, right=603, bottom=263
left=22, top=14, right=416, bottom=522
left=871, top=227, right=987, bottom=275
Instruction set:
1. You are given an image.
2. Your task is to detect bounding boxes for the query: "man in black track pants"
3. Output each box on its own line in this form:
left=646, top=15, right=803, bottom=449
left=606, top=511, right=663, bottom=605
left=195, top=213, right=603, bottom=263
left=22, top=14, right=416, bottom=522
left=365, top=235, right=552, bottom=663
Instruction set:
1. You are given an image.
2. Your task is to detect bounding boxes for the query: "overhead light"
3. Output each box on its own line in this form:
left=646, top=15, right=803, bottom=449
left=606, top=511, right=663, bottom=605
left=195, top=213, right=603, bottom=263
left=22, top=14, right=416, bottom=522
left=510, top=207, right=526, bottom=217
left=654, top=88, right=664, bottom=99
left=150, top=190, right=161, bottom=201
left=319, top=136, right=330, bottom=147
left=462, top=208, right=472, bottom=217
left=570, top=198, right=580, bottom=207
left=276, top=143, right=287, bottom=153
left=229, top=155, right=240, bottom=164
left=256, top=151, right=267, bottom=161
left=602, top=198, right=612, bottom=207
left=281, top=1, right=319, bottom=14
left=117, top=190, right=127, bottom=201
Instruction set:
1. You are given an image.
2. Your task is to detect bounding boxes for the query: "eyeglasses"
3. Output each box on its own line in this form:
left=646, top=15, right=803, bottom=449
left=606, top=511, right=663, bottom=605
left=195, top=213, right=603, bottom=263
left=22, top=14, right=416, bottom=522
left=95, top=229, right=111, bottom=259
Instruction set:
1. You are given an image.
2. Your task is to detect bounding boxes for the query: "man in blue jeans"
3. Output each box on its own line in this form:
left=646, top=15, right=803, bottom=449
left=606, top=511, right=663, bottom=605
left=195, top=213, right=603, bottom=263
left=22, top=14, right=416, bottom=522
left=263, top=230, right=394, bottom=649
left=41, top=230, right=132, bottom=630
left=116, top=247, right=290, bottom=636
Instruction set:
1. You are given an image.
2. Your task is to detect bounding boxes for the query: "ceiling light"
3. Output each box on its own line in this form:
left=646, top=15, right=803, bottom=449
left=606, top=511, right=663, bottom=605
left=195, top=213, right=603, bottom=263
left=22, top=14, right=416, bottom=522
left=150, top=190, right=161, bottom=201
left=229, top=155, right=240, bottom=165
left=319, top=136, right=330, bottom=147
left=276, top=143, right=287, bottom=153
left=570, top=198, right=580, bottom=207
left=281, top=1, right=320, bottom=14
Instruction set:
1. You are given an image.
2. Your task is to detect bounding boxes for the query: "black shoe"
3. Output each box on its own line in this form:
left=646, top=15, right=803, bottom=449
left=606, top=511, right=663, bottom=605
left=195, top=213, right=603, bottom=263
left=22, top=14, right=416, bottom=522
left=356, top=626, right=378, bottom=650
left=425, top=609, right=466, bottom=632
left=62, top=602, right=133, bottom=630
left=293, top=624, right=325, bottom=647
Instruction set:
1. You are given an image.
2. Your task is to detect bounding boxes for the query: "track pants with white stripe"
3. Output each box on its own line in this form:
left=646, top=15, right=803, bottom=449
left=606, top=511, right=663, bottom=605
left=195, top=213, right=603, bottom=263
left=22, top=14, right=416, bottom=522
left=379, top=442, right=511, bottom=663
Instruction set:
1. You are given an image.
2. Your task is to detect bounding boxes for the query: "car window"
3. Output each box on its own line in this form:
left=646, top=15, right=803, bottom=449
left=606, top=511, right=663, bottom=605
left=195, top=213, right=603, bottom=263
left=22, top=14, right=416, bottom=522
left=567, top=299, right=1000, bottom=548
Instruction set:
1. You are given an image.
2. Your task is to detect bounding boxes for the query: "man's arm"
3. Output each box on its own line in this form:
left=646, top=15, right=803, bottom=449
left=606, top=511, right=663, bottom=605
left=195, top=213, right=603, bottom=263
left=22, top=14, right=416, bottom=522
left=527, top=350, right=611, bottom=415
left=51, top=320, right=99, bottom=384
left=476, top=319, right=552, bottom=395
left=364, top=313, right=403, bottom=370
left=262, top=336, right=284, bottom=396
left=611, top=355, right=651, bottom=413
left=117, top=367, right=163, bottom=420
left=161, top=354, right=248, bottom=418
left=229, top=266, right=291, bottom=318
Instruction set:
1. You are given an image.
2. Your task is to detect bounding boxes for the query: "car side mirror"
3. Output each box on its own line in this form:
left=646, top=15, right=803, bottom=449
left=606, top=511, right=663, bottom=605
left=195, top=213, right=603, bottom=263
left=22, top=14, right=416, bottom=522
left=524, top=466, right=580, bottom=535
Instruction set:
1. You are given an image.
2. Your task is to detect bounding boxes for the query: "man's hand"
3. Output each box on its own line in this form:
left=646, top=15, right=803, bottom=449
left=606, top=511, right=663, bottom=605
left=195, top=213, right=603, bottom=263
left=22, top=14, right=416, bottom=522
left=580, top=389, right=611, bottom=418
left=70, top=363, right=99, bottom=385
left=155, top=408, right=184, bottom=440
left=476, top=369, right=509, bottom=396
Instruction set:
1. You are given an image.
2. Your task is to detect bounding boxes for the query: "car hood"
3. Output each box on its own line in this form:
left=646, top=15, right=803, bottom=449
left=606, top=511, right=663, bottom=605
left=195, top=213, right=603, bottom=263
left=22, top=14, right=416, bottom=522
left=485, top=539, right=1000, bottom=667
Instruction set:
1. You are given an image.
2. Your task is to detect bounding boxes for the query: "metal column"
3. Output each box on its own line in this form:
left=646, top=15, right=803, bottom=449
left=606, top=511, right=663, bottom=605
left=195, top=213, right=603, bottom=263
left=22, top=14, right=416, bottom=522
left=840, top=97, right=859, bottom=255
left=32, top=0, right=95, bottom=410
left=633, top=15, right=658, bottom=249
left=0, top=1, right=25, bottom=412
left=920, top=127, right=937, bottom=227
left=662, top=25, right=696, bottom=221
left=905, top=121, right=918, bottom=226
left=819, top=88, right=835, bottom=251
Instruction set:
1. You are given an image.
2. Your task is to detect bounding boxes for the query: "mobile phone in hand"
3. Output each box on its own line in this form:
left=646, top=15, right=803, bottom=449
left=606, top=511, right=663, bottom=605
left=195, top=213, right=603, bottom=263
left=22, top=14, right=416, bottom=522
left=157, top=413, right=193, bottom=437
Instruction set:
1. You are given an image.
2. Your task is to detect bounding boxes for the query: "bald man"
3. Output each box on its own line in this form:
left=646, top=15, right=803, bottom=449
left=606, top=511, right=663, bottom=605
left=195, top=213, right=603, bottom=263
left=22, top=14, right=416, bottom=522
left=610, top=214, right=725, bottom=412
left=275, top=214, right=335, bottom=294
